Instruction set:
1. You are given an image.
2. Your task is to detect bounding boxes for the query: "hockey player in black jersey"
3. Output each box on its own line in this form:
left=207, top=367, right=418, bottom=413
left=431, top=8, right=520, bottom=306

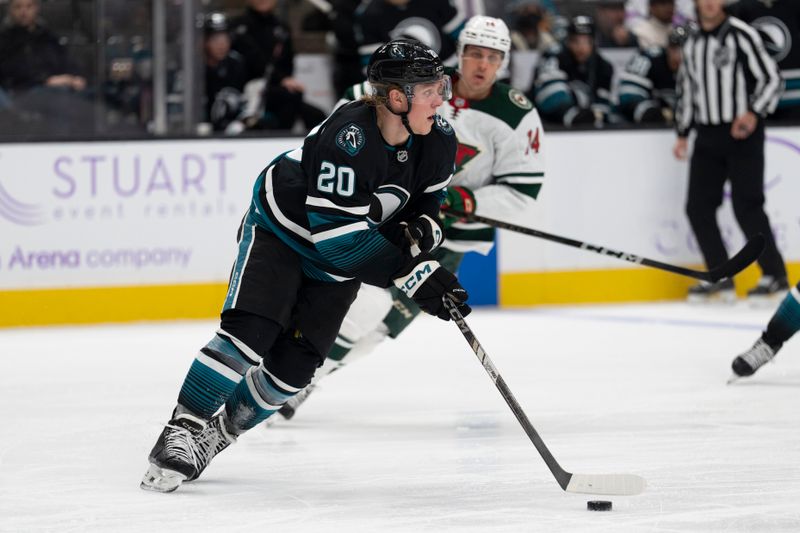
left=267, top=15, right=546, bottom=425
left=529, top=15, right=615, bottom=127
left=618, top=25, right=688, bottom=124
left=140, top=39, right=469, bottom=493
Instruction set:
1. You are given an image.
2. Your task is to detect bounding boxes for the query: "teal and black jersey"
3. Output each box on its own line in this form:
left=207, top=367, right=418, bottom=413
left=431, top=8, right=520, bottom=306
left=727, top=0, right=800, bottom=110
left=618, top=47, right=677, bottom=123
left=530, top=45, right=615, bottom=123
left=251, top=100, right=456, bottom=287
left=336, top=70, right=546, bottom=256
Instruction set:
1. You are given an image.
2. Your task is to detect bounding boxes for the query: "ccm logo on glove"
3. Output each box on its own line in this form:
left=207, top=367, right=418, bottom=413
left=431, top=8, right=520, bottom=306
left=394, top=260, right=438, bottom=296
left=393, top=255, right=471, bottom=321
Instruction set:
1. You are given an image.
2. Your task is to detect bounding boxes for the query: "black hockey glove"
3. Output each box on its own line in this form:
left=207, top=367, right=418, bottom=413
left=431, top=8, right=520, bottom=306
left=381, top=215, right=444, bottom=254
left=393, top=254, right=471, bottom=321
left=406, top=214, right=444, bottom=253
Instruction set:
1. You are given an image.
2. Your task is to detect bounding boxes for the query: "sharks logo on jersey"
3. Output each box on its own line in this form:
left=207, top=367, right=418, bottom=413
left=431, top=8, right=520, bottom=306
left=752, top=16, right=792, bottom=62
left=336, top=124, right=366, bottom=156
left=433, top=114, right=454, bottom=135
left=389, top=18, right=442, bottom=55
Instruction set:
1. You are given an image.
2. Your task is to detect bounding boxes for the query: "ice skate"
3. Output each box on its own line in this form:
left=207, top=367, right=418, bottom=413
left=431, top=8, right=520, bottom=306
left=747, top=276, right=789, bottom=307
left=687, top=279, right=736, bottom=304
left=140, top=413, right=206, bottom=493
left=728, top=338, right=778, bottom=383
left=140, top=463, right=188, bottom=493
left=185, top=412, right=237, bottom=482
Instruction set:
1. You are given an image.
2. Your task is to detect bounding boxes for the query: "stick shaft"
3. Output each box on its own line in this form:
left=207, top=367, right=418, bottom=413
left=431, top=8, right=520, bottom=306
left=443, top=297, right=573, bottom=490
left=449, top=211, right=762, bottom=282
left=442, top=297, right=647, bottom=496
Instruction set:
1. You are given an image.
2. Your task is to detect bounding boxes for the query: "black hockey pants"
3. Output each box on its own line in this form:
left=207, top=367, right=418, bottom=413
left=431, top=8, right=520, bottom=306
left=685, top=123, right=786, bottom=279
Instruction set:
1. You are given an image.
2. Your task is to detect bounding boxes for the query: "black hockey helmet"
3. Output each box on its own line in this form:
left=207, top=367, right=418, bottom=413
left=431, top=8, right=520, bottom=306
left=204, top=12, right=228, bottom=36
left=367, top=39, right=450, bottom=135
left=368, top=39, right=446, bottom=100
left=567, top=15, right=595, bottom=38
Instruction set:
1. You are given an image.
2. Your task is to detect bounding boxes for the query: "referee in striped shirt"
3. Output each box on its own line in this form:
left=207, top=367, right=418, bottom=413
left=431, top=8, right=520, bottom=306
left=673, top=0, right=788, bottom=302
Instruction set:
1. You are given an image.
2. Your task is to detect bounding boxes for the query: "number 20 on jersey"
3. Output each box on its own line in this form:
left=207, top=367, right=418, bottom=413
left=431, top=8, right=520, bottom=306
left=317, top=161, right=356, bottom=197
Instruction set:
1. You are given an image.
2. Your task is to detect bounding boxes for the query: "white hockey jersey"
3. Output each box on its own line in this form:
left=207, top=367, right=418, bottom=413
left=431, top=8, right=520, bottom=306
left=438, top=70, right=545, bottom=254
left=338, top=69, right=546, bottom=254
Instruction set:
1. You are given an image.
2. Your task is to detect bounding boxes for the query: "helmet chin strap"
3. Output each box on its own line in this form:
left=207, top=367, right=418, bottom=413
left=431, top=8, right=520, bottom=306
left=399, top=113, right=414, bottom=136
left=385, top=90, right=415, bottom=136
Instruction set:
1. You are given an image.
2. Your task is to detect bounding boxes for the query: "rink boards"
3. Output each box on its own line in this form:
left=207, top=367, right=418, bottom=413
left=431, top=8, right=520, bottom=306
left=1, top=128, right=799, bottom=326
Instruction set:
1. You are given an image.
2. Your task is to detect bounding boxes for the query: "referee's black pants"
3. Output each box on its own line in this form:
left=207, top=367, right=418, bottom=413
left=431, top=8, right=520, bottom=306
left=686, top=122, right=786, bottom=279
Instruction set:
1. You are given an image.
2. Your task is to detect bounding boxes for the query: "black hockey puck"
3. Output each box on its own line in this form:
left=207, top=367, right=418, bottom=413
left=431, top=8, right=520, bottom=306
left=587, top=500, right=612, bottom=511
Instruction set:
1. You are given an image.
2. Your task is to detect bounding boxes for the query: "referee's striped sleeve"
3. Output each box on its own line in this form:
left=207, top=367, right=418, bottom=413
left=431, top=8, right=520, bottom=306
left=675, top=40, right=694, bottom=137
left=731, top=18, right=783, bottom=116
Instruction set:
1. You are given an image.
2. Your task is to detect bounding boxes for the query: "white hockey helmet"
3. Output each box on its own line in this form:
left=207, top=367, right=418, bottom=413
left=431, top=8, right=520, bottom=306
left=457, top=15, right=512, bottom=73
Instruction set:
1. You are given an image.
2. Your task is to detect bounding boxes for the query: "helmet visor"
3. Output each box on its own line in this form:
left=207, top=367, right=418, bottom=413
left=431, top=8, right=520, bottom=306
left=462, top=46, right=505, bottom=65
left=411, top=75, right=452, bottom=103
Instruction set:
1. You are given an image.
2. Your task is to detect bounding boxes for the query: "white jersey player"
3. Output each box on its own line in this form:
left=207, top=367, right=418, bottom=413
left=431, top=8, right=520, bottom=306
left=274, top=15, right=547, bottom=421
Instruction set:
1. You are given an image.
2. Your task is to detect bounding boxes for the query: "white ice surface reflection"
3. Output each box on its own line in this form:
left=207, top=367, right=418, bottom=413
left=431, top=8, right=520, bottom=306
left=1, top=302, right=799, bottom=532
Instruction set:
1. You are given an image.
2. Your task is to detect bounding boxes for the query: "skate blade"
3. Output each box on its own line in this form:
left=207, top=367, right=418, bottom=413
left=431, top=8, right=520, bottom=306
left=687, top=292, right=737, bottom=305
left=140, top=463, right=187, bottom=493
left=726, top=374, right=742, bottom=385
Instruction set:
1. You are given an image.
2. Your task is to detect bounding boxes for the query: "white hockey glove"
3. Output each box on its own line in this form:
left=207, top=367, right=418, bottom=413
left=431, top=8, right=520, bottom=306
left=393, top=254, right=470, bottom=321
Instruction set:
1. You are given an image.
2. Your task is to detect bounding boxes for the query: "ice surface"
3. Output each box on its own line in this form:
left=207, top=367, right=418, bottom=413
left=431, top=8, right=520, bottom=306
left=1, top=302, right=799, bottom=532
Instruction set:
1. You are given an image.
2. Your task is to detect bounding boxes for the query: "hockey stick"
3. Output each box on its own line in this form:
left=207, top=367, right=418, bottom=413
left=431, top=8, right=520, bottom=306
left=445, top=210, right=764, bottom=283
left=442, top=296, right=646, bottom=496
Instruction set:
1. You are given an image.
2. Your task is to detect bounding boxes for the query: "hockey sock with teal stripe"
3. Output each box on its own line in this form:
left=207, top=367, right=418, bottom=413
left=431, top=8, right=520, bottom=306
left=328, top=334, right=353, bottom=361
left=763, top=285, right=800, bottom=350
left=224, top=363, right=301, bottom=434
left=177, top=329, right=260, bottom=419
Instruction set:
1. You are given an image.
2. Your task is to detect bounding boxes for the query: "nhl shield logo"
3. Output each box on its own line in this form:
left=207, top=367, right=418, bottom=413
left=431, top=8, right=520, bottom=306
left=397, top=150, right=408, bottom=162
left=712, top=46, right=733, bottom=69
left=336, top=123, right=366, bottom=156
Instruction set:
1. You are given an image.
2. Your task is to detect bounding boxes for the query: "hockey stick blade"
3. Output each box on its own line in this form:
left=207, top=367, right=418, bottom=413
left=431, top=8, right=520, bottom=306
left=566, top=473, right=647, bottom=496
left=443, top=296, right=647, bottom=497
left=705, top=233, right=765, bottom=282
left=445, top=209, right=765, bottom=283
